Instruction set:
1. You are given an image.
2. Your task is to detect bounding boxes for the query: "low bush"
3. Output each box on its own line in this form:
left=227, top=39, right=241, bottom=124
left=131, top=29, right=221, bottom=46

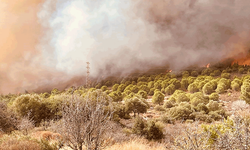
left=168, top=90, right=189, bottom=103
left=132, top=118, right=164, bottom=140
left=188, top=82, right=199, bottom=93
left=152, top=91, right=165, bottom=104
left=221, top=73, right=231, bottom=79
left=0, top=102, right=16, bottom=132
left=101, top=86, right=108, bottom=91
left=163, top=100, right=175, bottom=109
left=125, top=97, right=149, bottom=117
left=240, top=80, right=250, bottom=103
left=112, top=84, right=119, bottom=91
left=206, top=100, right=220, bottom=112
left=190, top=92, right=209, bottom=106
left=109, top=91, right=123, bottom=102
left=169, top=78, right=181, bottom=89
left=146, top=121, right=164, bottom=140
left=195, top=103, right=209, bottom=114
left=209, top=93, right=219, bottom=101
left=154, top=105, right=166, bottom=112
left=137, top=90, right=148, bottom=99
left=165, top=84, right=176, bottom=95
left=169, top=102, right=193, bottom=120
left=191, top=71, right=199, bottom=77
left=202, top=81, right=216, bottom=95
left=181, top=78, right=189, bottom=90
left=189, top=112, right=213, bottom=123
left=148, top=88, right=156, bottom=96
left=213, top=70, right=221, bottom=76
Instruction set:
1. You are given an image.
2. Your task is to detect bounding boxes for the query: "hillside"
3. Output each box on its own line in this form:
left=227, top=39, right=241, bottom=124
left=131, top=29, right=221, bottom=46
left=1, top=63, right=250, bottom=150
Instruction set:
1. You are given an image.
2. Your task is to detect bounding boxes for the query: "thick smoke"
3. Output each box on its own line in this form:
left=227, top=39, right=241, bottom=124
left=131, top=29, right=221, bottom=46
left=1, top=0, right=250, bottom=94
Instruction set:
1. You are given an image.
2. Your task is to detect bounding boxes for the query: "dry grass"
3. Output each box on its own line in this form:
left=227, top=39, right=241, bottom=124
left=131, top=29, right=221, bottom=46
left=104, top=139, right=166, bottom=150
left=32, top=131, right=62, bottom=141
left=0, top=138, right=41, bottom=150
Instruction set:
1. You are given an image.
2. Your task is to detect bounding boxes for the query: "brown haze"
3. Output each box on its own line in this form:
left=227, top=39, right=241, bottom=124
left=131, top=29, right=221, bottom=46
left=1, top=0, right=250, bottom=94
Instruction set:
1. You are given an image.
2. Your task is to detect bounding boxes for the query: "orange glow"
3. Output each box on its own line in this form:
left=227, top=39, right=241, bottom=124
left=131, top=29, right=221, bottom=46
left=206, top=63, right=210, bottom=68
left=169, top=70, right=172, bottom=73
left=223, top=32, right=250, bottom=66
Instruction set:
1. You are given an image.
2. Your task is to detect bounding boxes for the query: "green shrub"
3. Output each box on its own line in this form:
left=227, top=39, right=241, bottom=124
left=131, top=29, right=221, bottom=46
left=189, top=112, right=213, bottom=123
left=190, top=92, right=209, bottom=106
left=148, top=81, right=155, bottom=88
left=148, top=88, right=155, bottom=96
left=238, top=67, right=245, bottom=74
left=113, top=103, right=130, bottom=120
left=146, top=120, right=164, bottom=140
left=125, top=97, right=149, bottom=117
left=198, top=81, right=207, bottom=91
left=188, top=82, right=199, bottom=93
left=208, top=111, right=222, bottom=121
left=168, top=90, right=189, bottom=103
left=14, top=94, right=58, bottom=125
left=169, top=78, right=181, bottom=89
left=202, top=118, right=234, bottom=144
left=0, top=102, right=16, bottom=132
left=132, top=118, right=164, bottom=140
left=182, top=71, right=189, bottom=78
left=163, top=100, right=175, bottom=108
left=231, top=83, right=240, bottom=91
left=187, top=76, right=196, bottom=84
left=152, top=91, right=165, bottom=104
left=169, top=102, right=193, bottom=120
left=139, top=85, right=150, bottom=93
left=154, top=105, right=166, bottom=111
left=101, top=86, right=108, bottom=91
left=109, top=91, right=123, bottom=102
left=131, top=85, right=139, bottom=93
left=137, top=90, right=148, bottom=99
left=221, top=73, right=231, bottom=79
left=176, top=93, right=190, bottom=103
left=209, top=93, right=219, bottom=101
left=213, top=70, right=221, bottom=76
left=154, top=81, right=162, bottom=90
left=240, top=80, right=250, bottom=103
left=231, top=78, right=242, bottom=91
left=160, top=114, right=174, bottom=124
left=181, top=78, right=189, bottom=90
left=161, top=80, right=170, bottom=89
left=196, top=103, right=209, bottom=114
left=117, top=84, right=126, bottom=92
left=132, top=117, right=147, bottom=135
left=206, top=100, right=220, bottom=112
left=137, top=76, right=148, bottom=82
left=165, top=84, right=176, bottom=95
left=112, top=84, right=119, bottom=91
left=203, top=82, right=215, bottom=95
left=201, top=68, right=212, bottom=76
left=191, top=71, right=199, bottom=77
left=216, top=78, right=231, bottom=94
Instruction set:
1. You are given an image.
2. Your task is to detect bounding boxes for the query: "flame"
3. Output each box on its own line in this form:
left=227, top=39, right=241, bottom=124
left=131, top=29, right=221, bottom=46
left=169, top=70, right=172, bottom=73
left=224, top=32, right=250, bottom=66
left=206, top=63, right=210, bottom=68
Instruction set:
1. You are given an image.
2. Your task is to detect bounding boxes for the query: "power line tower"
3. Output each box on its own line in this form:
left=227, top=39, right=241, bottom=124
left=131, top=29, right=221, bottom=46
left=86, top=62, right=90, bottom=88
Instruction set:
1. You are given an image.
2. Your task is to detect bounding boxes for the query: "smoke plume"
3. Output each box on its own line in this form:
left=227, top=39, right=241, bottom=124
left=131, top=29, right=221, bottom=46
left=1, top=0, right=250, bottom=94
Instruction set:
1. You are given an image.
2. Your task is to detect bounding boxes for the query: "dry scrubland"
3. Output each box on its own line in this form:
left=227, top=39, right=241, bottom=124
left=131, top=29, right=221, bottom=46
left=2, top=63, right=250, bottom=149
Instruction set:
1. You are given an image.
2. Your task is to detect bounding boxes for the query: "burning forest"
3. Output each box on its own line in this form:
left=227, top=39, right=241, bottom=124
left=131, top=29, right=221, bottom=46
left=2, top=0, right=250, bottom=150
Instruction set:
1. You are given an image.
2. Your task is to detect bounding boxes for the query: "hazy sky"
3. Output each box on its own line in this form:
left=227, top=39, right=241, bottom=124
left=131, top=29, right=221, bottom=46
left=0, top=0, right=250, bottom=93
